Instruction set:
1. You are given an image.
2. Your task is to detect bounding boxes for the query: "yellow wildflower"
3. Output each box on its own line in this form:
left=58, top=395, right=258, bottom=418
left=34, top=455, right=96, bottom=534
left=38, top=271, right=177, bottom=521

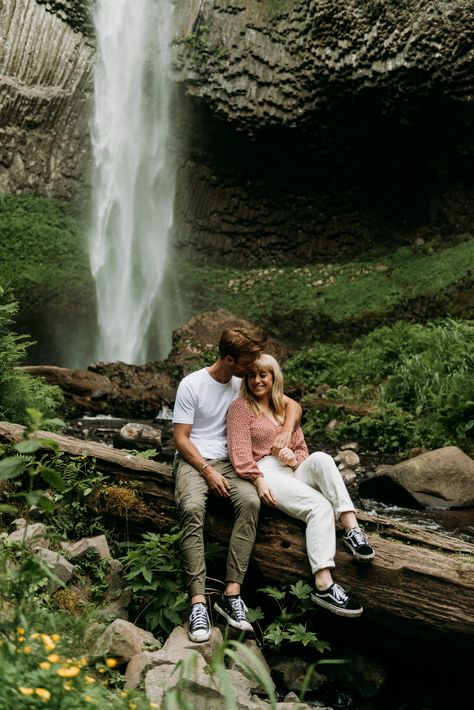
left=84, top=696, right=95, bottom=703
left=23, top=645, right=32, bottom=654
left=63, top=682, right=73, bottom=691
left=105, top=658, right=117, bottom=668
left=19, top=688, right=34, bottom=696
left=39, top=662, right=51, bottom=670
left=48, top=653, right=61, bottom=663
left=85, top=676, right=96, bottom=685
left=57, top=666, right=81, bottom=678
left=129, top=704, right=137, bottom=710
left=79, top=656, right=88, bottom=667
left=17, top=636, right=25, bottom=643
left=121, top=690, right=128, bottom=697
left=51, top=633, right=61, bottom=642
left=98, top=667, right=106, bottom=674
left=35, top=688, right=51, bottom=701
left=16, top=627, right=25, bottom=635
left=150, top=704, right=159, bottom=709
left=41, top=634, right=56, bottom=651
left=31, top=632, right=40, bottom=639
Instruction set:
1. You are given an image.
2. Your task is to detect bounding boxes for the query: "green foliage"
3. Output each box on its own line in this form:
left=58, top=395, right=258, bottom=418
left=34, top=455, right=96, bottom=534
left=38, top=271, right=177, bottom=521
left=250, top=582, right=330, bottom=653
left=0, top=290, right=64, bottom=423
left=0, top=192, right=93, bottom=311
left=290, top=319, right=474, bottom=453
left=122, top=529, right=189, bottom=638
left=173, top=237, right=474, bottom=343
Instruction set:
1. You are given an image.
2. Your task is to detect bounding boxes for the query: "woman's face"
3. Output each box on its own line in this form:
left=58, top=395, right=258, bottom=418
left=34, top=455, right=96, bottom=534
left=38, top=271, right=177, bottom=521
left=247, top=368, right=273, bottom=400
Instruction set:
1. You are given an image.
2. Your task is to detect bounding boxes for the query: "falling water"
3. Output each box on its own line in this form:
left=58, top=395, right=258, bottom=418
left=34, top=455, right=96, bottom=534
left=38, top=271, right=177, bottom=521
left=89, top=0, right=176, bottom=364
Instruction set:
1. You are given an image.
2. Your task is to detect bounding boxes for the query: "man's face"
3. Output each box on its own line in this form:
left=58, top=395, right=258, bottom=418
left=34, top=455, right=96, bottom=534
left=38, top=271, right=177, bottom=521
left=225, top=353, right=258, bottom=378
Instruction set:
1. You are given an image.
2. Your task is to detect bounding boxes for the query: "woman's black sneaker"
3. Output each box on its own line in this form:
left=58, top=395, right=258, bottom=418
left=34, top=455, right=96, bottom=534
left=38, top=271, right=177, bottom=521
left=342, top=526, right=375, bottom=561
left=311, top=583, right=363, bottom=617
left=188, top=602, right=211, bottom=642
left=214, top=594, right=253, bottom=632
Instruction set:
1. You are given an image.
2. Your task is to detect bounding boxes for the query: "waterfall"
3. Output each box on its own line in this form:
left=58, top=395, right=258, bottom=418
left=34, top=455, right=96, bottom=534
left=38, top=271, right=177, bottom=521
left=88, top=0, right=176, bottom=364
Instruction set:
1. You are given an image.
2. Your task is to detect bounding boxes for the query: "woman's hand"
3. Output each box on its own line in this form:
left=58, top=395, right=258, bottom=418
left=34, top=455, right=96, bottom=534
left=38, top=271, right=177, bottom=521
left=254, top=477, right=277, bottom=506
left=278, top=447, right=298, bottom=468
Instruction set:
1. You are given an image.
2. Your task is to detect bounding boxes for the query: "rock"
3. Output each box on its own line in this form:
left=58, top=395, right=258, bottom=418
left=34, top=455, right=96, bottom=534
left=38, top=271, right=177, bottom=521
left=99, top=559, right=132, bottom=621
left=114, top=422, right=162, bottom=451
left=93, top=619, right=158, bottom=663
left=125, top=650, right=168, bottom=690
left=33, top=547, right=75, bottom=592
left=282, top=692, right=300, bottom=702
left=269, top=656, right=326, bottom=695
left=359, top=446, right=474, bottom=509
left=340, top=443, right=359, bottom=452
left=341, top=469, right=357, bottom=487
left=8, top=521, right=50, bottom=548
left=335, top=450, right=360, bottom=468
left=169, top=310, right=290, bottom=376
left=225, top=638, right=275, bottom=697
left=61, top=534, right=112, bottom=560
left=326, top=654, right=387, bottom=699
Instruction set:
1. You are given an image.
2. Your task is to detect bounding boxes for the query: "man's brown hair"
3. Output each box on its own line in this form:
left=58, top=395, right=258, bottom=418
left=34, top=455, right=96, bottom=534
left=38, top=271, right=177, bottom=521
left=218, top=326, right=267, bottom=360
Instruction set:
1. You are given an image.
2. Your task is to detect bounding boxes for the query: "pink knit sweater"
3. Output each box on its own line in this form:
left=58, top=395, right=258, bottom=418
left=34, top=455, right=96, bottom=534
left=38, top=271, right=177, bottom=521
left=227, top=397, right=309, bottom=479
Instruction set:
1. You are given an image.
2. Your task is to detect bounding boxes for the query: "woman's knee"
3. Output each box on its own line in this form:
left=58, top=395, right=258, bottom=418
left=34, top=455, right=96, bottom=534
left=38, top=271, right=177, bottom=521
left=309, top=451, right=337, bottom=471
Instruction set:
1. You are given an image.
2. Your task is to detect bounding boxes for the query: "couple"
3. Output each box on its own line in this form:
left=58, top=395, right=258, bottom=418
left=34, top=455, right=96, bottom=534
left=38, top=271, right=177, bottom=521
left=172, top=326, right=374, bottom=643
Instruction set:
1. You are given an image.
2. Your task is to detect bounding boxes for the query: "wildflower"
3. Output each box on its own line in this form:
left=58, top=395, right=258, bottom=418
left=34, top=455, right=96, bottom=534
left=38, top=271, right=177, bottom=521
left=19, top=688, right=34, bottom=696
left=84, top=696, right=94, bottom=703
left=51, top=633, right=61, bottom=642
left=41, top=634, right=56, bottom=651
left=63, top=682, right=73, bottom=691
left=120, top=690, right=128, bottom=697
left=48, top=653, right=61, bottom=663
left=150, top=704, right=159, bottom=709
left=39, top=662, right=51, bottom=670
left=31, top=632, right=40, bottom=639
left=23, top=645, right=32, bottom=654
left=57, top=666, right=81, bottom=678
left=17, top=636, right=25, bottom=643
left=16, top=627, right=25, bottom=635
left=78, top=656, right=88, bottom=667
left=35, top=688, right=51, bottom=701
left=85, top=676, right=96, bottom=685
left=105, top=657, right=117, bottom=668
left=98, top=667, right=106, bottom=674
left=129, top=704, right=137, bottom=710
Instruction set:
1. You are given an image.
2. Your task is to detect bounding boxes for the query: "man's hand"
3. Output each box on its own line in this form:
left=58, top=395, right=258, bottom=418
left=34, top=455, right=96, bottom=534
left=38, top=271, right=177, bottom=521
left=278, top=447, right=298, bottom=468
left=203, top=466, right=231, bottom=498
left=254, top=477, right=277, bottom=506
left=271, top=429, right=292, bottom=455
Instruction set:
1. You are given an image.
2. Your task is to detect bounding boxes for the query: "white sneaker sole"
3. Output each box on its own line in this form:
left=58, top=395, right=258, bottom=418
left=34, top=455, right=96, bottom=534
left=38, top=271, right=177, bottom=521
left=213, top=601, right=253, bottom=632
left=188, top=627, right=212, bottom=643
left=311, top=593, right=363, bottom=617
left=342, top=537, right=375, bottom=561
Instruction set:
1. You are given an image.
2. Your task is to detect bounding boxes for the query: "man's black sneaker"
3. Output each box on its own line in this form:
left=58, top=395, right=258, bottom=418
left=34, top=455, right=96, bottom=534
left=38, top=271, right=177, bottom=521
left=214, top=594, right=253, bottom=632
left=311, top=583, right=363, bottom=617
left=342, top=526, right=375, bottom=561
left=188, top=602, right=211, bottom=643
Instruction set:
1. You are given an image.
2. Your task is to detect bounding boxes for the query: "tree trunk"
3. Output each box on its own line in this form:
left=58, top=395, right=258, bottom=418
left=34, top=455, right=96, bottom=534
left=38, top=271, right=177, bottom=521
left=1, top=422, right=473, bottom=654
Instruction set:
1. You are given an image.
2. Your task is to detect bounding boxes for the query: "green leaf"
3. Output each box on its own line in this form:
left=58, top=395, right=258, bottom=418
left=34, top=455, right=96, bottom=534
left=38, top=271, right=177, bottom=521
left=15, top=439, right=42, bottom=454
left=289, top=580, right=313, bottom=600
left=246, top=606, right=265, bottom=623
left=40, top=467, right=66, bottom=491
left=37, top=495, right=55, bottom=513
left=0, top=503, right=17, bottom=513
left=0, top=457, right=26, bottom=479
left=258, top=586, right=285, bottom=601
left=25, top=490, right=44, bottom=506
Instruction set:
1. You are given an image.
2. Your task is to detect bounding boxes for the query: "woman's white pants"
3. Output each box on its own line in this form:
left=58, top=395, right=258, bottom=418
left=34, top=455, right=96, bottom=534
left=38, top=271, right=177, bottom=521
left=257, top=452, right=355, bottom=573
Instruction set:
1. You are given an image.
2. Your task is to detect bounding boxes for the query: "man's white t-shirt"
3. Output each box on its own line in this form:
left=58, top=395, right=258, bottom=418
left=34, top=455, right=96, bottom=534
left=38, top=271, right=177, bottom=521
left=172, top=368, right=241, bottom=459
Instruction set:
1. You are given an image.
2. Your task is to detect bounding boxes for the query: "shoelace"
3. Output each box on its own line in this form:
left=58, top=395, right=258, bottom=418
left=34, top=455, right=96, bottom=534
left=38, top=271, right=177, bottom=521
left=190, top=603, right=209, bottom=629
left=331, top=584, right=349, bottom=603
left=228, top=596, right=248, bottom=621
left=348, top=527, right=367, bottom=546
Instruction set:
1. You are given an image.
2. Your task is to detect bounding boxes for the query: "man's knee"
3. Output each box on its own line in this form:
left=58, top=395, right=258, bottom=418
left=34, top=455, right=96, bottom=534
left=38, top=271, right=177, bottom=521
left=236, top=490, right=260, bottom=519
left=179, top=500, right=206, bottom=525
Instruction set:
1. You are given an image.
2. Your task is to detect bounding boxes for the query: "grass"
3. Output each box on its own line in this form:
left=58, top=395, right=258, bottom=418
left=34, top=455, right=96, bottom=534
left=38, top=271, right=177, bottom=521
left=172, top=236, right=474, bottom=343
left=0, top=193, right=94, bottom=311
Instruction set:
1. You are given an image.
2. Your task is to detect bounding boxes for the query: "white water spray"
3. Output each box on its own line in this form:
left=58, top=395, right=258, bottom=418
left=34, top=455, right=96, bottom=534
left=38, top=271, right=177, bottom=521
left=89, top=0, right=176, bottom=364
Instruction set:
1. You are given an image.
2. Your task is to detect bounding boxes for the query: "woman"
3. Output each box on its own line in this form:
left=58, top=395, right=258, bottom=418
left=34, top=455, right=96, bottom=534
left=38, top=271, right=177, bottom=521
left=226, top=353, right=374, bottom=617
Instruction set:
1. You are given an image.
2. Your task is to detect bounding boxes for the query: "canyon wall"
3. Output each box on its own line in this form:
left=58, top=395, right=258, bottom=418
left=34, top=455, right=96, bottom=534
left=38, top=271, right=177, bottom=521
left=1, top=0, right=472, bottom=260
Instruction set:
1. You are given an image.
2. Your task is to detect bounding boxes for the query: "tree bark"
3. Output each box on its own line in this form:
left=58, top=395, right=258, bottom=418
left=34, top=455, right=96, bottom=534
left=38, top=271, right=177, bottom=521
left=1, top=422, right=473, bottom=654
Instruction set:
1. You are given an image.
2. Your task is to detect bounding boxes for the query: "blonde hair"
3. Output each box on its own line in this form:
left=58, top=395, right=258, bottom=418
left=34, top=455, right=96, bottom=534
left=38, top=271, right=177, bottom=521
left=241, top=353, right=285, bottom=422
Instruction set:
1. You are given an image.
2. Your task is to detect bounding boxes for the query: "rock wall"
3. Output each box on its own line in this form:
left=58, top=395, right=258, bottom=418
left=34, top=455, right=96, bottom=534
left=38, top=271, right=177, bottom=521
left=0, top=0, right=93, bottom=199
left=171, top=0, right=474, bottom=262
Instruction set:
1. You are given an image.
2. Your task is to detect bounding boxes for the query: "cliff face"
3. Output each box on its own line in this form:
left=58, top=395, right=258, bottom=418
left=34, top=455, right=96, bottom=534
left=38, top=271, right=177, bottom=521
left=0, top=0, right=472, bottom=262
left=0, top=0, right=93, bottom=199
left=171, top=0, right=473, bottom=262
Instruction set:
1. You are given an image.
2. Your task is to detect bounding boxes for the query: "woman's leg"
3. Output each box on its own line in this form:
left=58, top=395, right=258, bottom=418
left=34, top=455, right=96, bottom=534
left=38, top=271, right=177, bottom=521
left=257, top=456, right=336, bottom=578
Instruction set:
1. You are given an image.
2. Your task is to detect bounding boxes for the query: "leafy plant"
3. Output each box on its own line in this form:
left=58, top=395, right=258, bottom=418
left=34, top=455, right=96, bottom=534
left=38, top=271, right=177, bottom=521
left=249, top=581, right=330, bottom=653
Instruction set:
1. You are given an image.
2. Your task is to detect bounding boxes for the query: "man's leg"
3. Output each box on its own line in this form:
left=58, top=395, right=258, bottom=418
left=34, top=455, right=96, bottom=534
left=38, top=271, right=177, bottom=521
left=212, top=460, right=260, bottom=631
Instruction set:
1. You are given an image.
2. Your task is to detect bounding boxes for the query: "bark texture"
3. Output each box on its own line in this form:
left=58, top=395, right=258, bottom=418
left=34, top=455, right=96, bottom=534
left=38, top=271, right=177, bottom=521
left=1, top=421, right=473, bottom=654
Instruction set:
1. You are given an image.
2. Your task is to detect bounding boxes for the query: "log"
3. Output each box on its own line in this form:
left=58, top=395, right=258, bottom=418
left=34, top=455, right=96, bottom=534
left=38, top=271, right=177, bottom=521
left=1, top=421, right=473, bottom=656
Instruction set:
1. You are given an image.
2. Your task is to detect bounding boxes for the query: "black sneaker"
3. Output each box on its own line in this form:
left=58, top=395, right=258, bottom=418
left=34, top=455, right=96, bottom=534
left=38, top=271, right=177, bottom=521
left=188, top=602, right=211, bottom=643
left=214, top=594, right=253, bottom=632
left=342, top=526, right=375, bottom=561
left=311, top=583, right=363, bottom=617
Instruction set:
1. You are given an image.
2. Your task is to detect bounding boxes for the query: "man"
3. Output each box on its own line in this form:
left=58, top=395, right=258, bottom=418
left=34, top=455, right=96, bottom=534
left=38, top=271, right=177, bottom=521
left=173, top=325, right=301, bottom=642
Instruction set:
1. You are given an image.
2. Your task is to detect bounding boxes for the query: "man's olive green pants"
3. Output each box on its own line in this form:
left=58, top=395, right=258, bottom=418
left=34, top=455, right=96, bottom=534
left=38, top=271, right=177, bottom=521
left=174, top=455, right=260, bottom=597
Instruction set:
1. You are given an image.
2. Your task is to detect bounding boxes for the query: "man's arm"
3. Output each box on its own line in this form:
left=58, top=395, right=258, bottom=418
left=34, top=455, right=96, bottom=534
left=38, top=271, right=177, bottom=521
left=271, top=395, right=302, bottom=455
left=174, top=423, right=230, bottom=498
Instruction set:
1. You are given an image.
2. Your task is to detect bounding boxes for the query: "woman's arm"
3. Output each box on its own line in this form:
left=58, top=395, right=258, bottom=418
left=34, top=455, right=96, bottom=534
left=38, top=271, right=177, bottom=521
left=271, top=395, right=302, bottom=454
left=226, top=399, right=263, bottom=480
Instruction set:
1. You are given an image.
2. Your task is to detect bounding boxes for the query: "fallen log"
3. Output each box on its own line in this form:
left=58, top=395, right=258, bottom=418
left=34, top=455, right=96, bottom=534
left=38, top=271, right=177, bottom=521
left=1, top=422, right=473, bottom=656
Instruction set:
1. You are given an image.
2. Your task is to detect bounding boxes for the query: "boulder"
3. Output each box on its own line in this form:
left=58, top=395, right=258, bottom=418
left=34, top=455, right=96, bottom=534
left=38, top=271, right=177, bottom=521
left=33, top=547, right=75, bottom=592
left=93, top=619, right=158, bottom=663
left=359, top=446, right=474, bottom=509
left=114, top=422, right=162, bottom=451
left=8, top=521, right=50, bottom=548
left=61, top=534, right=112, bottom=560
left=169, top=310, right=290, bottom=376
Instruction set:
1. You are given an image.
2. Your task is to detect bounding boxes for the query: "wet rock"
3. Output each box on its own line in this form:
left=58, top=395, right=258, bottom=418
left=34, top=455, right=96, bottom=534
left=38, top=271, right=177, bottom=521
left=359, top=446, right=474, bottom=509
